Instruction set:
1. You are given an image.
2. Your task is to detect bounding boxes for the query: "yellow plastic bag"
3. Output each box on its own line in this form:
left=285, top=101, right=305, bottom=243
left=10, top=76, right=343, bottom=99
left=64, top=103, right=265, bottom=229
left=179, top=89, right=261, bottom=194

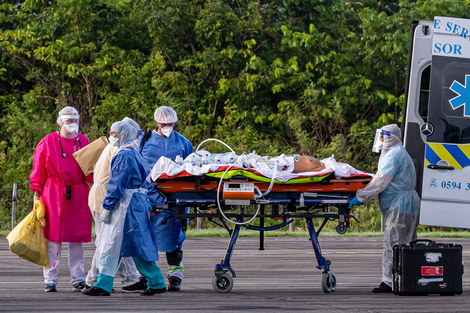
left=6, top=204, right=49, bottom=268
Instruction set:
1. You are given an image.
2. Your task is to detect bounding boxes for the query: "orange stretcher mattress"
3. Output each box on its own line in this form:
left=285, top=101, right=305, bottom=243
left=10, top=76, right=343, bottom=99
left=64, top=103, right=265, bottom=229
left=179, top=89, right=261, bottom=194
left=156, top=175, right=372, bottom=194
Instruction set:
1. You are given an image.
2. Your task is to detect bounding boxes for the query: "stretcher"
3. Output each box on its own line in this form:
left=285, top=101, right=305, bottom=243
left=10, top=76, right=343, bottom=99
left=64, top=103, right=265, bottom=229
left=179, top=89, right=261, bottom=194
left=153, top=163, right=372, bottom=294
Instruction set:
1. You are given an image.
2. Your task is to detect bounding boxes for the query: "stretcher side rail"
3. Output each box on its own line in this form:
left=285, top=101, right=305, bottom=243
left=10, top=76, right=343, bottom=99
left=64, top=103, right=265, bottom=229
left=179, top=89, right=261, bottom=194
left=154, top=190, right=359, bottom=234
left=160, top=210, right=359, bottom=233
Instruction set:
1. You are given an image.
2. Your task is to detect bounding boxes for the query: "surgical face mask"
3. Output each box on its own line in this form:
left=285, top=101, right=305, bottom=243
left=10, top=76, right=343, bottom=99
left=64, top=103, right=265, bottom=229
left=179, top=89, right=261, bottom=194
left=63, top=123, right=79, bottom=134
left=108, top=136, right=118, bottom=146
left=161, top=126, right=173, bottom=137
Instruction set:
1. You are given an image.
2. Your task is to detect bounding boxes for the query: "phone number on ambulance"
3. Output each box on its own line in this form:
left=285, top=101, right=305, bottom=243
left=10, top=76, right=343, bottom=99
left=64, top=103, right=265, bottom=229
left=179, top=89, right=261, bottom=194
left=440, top=181, right=470, bottom=190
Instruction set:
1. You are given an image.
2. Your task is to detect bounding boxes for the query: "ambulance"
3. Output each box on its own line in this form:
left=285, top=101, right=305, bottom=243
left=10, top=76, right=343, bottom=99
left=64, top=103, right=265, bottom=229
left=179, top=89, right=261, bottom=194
left=403, top=17, right=470, bottom=228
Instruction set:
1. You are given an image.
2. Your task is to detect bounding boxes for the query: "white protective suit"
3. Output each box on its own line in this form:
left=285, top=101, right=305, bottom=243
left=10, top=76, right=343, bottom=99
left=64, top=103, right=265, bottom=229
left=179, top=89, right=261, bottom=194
left=355, top=124, right=420, bottom=287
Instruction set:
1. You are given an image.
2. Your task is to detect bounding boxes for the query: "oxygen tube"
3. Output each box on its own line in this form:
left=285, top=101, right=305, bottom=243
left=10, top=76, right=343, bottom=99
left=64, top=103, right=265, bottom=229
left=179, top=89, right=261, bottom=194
left=196, top=138, right=277, bottom=225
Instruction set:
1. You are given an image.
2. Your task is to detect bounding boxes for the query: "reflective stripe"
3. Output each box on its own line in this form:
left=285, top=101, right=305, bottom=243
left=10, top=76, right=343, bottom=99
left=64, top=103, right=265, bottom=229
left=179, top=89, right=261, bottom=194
left=168, top=266, right=184, bottom=273
left=425, top=143, right=470, bottom=170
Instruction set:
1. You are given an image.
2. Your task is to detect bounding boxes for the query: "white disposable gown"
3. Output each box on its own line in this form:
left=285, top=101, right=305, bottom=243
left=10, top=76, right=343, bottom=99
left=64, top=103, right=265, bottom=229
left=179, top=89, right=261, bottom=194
left=356, top=140, right=420, bottom=287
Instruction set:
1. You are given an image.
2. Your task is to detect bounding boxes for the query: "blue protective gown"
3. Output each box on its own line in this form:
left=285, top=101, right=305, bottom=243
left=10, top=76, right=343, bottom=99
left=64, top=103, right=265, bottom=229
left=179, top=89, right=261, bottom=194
left=103, top=148, right=159, bottom=261
left=139, top=130, right=193, bottom=253
left=140, top=130, right=193, bottom=174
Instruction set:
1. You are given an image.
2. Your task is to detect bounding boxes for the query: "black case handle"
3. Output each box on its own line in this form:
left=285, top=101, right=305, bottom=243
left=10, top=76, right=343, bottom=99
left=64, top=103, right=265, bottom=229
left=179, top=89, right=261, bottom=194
left=408, top=239, right=435, bottom=246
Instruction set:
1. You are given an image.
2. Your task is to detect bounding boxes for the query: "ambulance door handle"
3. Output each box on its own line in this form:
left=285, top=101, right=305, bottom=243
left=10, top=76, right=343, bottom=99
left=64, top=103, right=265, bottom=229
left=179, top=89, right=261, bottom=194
left=427, top=164, right=455, bottom=170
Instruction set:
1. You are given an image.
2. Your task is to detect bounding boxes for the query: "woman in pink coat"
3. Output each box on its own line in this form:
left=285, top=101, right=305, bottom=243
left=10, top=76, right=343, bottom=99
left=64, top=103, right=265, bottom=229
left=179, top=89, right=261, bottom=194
left=29, top=106, right=93, bottom=293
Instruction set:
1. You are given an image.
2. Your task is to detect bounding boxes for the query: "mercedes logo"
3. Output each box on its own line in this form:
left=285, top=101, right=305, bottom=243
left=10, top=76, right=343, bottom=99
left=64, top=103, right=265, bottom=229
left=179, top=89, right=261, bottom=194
left=420, top=123, right=434, bottom=136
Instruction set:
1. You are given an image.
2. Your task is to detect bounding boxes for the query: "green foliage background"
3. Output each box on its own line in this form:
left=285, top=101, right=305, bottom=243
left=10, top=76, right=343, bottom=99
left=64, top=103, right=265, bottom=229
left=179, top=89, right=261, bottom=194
left=1, top=0, right=469, bottom=231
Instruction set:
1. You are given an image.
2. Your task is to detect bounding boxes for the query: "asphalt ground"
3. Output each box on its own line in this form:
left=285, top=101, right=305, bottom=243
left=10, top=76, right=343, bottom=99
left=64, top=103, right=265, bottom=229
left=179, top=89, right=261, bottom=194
left=0, top=235, right=469, bottom=312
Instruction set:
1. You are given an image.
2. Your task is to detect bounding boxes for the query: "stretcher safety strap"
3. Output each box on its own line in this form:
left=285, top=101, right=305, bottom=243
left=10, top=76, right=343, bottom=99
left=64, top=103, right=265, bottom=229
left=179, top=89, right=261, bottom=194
left=206, top=169, right=332, bottom=184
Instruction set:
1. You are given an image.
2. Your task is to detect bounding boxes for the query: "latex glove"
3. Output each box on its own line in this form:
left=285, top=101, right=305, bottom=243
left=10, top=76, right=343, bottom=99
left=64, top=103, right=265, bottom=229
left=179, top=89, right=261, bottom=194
left=349, top=196, right=363, bottom=208
left=34, top=190, right=40, bottom=202
left=99, top=209, right=111, bottom=223
left=33, top=194, right=45, bottom=226
left=34, top=199, right=47, bottom=227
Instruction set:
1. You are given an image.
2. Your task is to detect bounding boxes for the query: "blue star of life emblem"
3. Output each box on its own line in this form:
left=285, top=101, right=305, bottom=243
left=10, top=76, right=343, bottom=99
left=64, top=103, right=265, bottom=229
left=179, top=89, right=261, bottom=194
left=449, top=75, right=470, bottom=117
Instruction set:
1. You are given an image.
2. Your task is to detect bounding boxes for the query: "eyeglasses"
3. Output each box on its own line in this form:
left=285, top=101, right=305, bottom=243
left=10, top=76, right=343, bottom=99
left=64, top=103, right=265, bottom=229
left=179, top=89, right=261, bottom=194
left=109, top=131, right=116, bottom=136
left=158, top=123, right=175, bottom=127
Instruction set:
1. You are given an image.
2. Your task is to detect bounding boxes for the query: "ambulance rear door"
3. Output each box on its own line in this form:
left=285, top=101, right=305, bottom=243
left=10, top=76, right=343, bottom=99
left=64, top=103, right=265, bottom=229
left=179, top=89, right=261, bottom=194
left=402, top=20, right=433, bottom=199
left=420, top=16, right=470, bottom=229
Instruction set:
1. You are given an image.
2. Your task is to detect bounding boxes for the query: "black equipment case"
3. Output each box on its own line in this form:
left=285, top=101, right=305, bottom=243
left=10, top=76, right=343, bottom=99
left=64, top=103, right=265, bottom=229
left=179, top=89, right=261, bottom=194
left=392, top=239, right=463, bottom=296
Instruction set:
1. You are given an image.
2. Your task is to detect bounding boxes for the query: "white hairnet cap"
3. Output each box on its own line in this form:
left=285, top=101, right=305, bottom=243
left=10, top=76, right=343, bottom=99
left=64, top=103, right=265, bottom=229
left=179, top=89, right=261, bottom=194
left=122, top=117, right=140, bottom=131
left=57, top=106, right=79, bottom=127
left=154, top=106, right=178, bottom=124
left=381, top=124, right=401, bottom=151
left=111, top=121, right=137, bottom=148
left=382, top=124, right=401, bottom=139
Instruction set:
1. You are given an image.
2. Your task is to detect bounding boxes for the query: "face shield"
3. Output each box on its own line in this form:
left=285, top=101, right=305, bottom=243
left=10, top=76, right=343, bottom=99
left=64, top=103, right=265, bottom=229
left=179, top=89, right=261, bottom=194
left=372, top=129, right=391, bottom=153
left=57, top=106, right=80, bottom=134
left=62, top=117, right=80, bottom=134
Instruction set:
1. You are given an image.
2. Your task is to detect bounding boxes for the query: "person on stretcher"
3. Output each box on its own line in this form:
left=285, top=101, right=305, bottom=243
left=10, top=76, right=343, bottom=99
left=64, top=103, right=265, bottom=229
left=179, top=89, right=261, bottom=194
left=181, top=151, right=325, bottom=172
left=292, top=156, right=326, bottom=173
left=150, top=149, right=367, bottom=183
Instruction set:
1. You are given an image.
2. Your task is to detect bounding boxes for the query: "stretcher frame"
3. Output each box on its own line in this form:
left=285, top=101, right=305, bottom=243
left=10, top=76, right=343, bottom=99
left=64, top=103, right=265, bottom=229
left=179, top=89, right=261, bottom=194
left=154, top=172, right=371, bottom=293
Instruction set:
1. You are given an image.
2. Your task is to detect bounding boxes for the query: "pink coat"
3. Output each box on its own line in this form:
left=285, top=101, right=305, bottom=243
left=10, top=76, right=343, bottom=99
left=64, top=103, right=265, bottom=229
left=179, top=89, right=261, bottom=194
left=29, top=132, right=93, bottom=243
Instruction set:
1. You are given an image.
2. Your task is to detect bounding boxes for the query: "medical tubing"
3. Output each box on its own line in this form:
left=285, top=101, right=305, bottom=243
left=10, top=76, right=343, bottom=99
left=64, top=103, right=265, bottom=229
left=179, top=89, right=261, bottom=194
left=258, top=161, right=277, bottom=198
left=196, top=137, right=272, bottom=224
left=196, top=138, right=235, bottom=153
left=253, top=186, right=263, bottom=198
left=216, top=165, right=261, bottom=225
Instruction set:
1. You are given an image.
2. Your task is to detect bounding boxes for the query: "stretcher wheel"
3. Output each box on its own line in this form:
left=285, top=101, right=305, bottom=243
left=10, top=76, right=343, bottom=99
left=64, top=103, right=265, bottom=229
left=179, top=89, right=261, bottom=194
left=212, top=273, right=233, bottom=293
left=336, top=224, right=347, bottom=234
left=321, top=271, right=336, bottom=293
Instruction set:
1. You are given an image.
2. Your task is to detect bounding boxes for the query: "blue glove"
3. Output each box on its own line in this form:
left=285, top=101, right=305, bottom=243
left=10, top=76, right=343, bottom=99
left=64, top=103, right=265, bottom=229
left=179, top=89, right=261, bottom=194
left=349, top=196, right=363, bottom=208
left=147, top=201, right=154, bottom=213
left=99, top=209, right=111, bottom=223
